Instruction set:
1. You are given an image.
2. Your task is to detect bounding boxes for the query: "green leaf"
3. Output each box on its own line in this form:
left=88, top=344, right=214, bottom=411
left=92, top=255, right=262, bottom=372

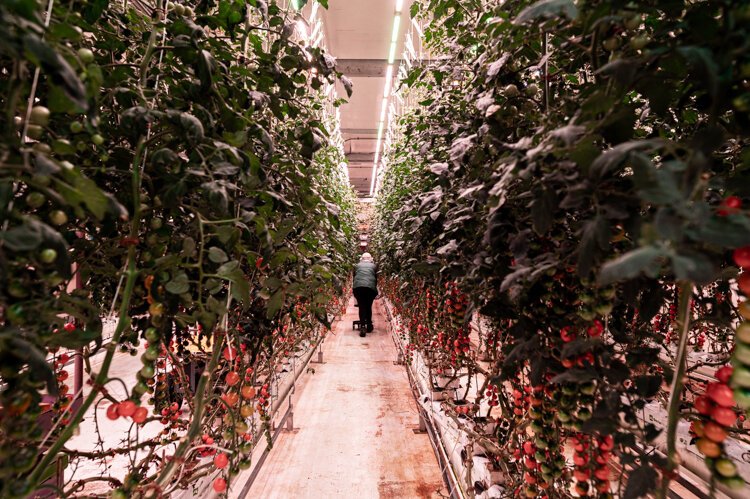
left=598, top=246, right=665, bottom=285
left=266, top=289, right=285, bottom=319
left=208, top=247, right=229, bottom=263
left=165, top=272, right=190, bottom=294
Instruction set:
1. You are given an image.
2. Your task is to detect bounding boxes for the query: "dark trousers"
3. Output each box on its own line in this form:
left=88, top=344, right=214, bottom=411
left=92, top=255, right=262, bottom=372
left=353, top=287, right=377, bottom=324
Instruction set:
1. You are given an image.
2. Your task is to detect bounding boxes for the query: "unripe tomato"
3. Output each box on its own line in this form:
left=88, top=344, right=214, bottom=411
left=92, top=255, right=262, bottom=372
left=26, top=192, right=46, bottom=208
left=49, top=210, right=68, bottom=226
left=78, top=48, right=95, bottom=64
left=739, top=301, right=750, bottom=320
left=29, top=106, right=50, bottom=126
left=714, top=458, right=737, bottom=478
left=39, top=248, right=58, bottom=264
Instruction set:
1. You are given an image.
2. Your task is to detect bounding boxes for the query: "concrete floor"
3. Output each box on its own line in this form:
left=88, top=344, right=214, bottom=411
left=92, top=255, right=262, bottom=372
left=242, top=298, right=445, bottom=499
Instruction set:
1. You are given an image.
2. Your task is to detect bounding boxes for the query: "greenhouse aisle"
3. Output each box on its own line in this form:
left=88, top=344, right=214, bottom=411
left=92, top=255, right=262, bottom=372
left=242, top=297, right=446, bottom=499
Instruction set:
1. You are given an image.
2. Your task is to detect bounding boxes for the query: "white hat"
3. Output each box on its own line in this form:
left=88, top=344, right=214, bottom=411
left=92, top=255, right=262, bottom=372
left=360, top=252, right=373, bottom=262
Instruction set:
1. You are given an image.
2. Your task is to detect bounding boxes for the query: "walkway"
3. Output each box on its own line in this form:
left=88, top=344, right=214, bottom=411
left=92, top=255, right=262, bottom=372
left=241, top=298, right=445, bottom=498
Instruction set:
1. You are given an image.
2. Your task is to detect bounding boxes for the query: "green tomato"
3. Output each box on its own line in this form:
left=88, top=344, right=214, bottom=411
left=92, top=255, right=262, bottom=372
left=60, top=160, right=75, bottom=171
left=718, top=475, right=746, bottom=490
left=29, top=106, right=50, bottom=126
left=150, top=218, right=164, bottom=230
left=26, top=192, right=46, bottom=209
left=624, top=15, right=642, bottom=30
left=49, top=210, right=68, bottom=226
left=145, top=327, right=160, bottom=342
left=26, top=124, right=44, bottom=140
left=78, top=48, right=95, bottom=64
left=39, top=248, right=58, bottom=264
left=133, top=381, right=149, bottom=395
left=524, top=84, right=539, bottom=96
left=630, top=34, right=650, bottom=50
left=139, top=365, right=155, bottom=379
left=69, top=121, right=84, bottom=134
left=91, top=133, right=104, bottom=146
left=7, top=303, right=25, bottom=322
left=602, top=36, right=622, bottom=51
left=7, top=283, right=29, bottom=299
left=52, top=138, right=75, bottom=156
left=33, top=142, right=52, bottom=154
left=714, top=458, right=737, bottom=478
left=733, top=342, right=750, bottom=365
left=736, top=321, right=750, bottom=343
left=503, top=84, right=519, bottom=98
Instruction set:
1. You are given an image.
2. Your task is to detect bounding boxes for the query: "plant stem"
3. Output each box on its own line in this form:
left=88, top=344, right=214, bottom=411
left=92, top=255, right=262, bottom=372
left=154, top=331, right=224, bottom=488
left=659, top=281, right=694, bottom=499
left=27, top=135, right=147, bottom=490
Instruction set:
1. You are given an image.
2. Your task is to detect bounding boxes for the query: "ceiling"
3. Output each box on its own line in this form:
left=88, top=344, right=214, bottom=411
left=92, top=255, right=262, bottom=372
left=317, top=0, right=414, bottom=197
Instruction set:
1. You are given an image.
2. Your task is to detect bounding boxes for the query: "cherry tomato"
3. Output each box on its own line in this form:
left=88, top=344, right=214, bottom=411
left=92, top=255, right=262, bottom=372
left=225, top=371, right=240, bottom=386
left=696, top=437, right=721, bottom=457
left=703, top=421, right=728, bottom=443
left=707, top=383, right=735, bottom=407
left=132, top=406, right=148, bottom=424
left=711, top=407, right=737, bottom=427
left=117, top=400, right=137, bottom=417
left=214, top=453, right=229, bottom=469
left=715, top=366, right=733, bottom=384
left=734, top=246, right=750, bottom=268
left=212, top=477, right=227, bottom=493
left=106, top=404, right=120, bottom=420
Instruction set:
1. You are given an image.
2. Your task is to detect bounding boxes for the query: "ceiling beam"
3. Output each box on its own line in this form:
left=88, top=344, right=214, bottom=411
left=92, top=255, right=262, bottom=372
left=337, top=59, right=401, bottom=77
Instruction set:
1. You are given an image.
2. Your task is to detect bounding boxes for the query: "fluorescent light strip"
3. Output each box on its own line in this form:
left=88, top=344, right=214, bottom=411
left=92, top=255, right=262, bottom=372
left=391, top=15, right=401, bottom=42
left=370, top=0, right=405, bottom=196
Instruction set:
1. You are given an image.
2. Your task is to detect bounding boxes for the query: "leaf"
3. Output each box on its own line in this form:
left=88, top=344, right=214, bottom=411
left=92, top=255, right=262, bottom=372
left=590, top=139, right=661, bottom=180
left=486, top=53, right=510, bottom=78
left=436, top=240, right=458, bottom=256
left=340, top=75, right=353, bottom=98
left=8, top=336, right=58, bottom=396
left=165, top=273, right=190, bottom=294
left=208, top=247, right=229, bottom=263
left=634, top=375, right=662, bottom=398
left=429, top=162, right=449, bottom=176
left=677, top=46, right=719, bottom=100
left=514, top=0, right=578, bottom=25
left=623, top=465, right=658, bottom=499
left=22, top=34, right=87, bottom=111
left=530, top=187, right=555, bottom=235
left=577, top=215, right=610, bottom=277
left=266, top=289, right=285, bottom=319
left=598, top=246, right=665, bottom=285
left=671, top=251, right=716, bottom=285
left=1, top=225, right=43, bottom=251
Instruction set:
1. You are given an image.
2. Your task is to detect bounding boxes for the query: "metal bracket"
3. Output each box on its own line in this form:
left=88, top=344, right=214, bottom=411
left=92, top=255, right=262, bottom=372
left=412, top=412, right=428, bottom=434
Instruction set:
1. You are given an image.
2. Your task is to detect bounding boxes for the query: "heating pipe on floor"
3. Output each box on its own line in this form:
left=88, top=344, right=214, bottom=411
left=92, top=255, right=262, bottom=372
left=382, top=300, right=468, bottom=499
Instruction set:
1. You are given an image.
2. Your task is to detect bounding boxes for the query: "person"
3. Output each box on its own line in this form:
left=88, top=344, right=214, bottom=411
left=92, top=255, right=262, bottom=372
left=353, top=252, right=378, bottom=337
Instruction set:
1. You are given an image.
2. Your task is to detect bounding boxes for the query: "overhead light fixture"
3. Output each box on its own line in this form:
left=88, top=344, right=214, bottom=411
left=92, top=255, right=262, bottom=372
left=395, top=0, right=404, bottom=12
left=391, top=15, right=401, bottom=42
left=291, top=0, right=301, bottom=10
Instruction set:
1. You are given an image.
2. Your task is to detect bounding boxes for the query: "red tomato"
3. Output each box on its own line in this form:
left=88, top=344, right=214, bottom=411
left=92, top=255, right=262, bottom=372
left=734, top=246, right=750, bottom=269
left=718, top=196, right=742, bottom=215
left=573, top=453, right=589, bottom=466
left=225, top=371, right=240, bottom=386
left=132, top=406, right=148, bottom=424
left=694, top=395, right=713, bottom=415
left=117, top=400, right=136, bottom=417
left=560, top=327, right=576, bottom=342
left=523, top=441, right=535, bottom=455
left=712, top=406, right=737, bottom=427
left=703, top=421, right=728, bottom=443
left=212, top=477, right=227, bottom=493
left=739, top=272, right=750, bottom=296
left=214, top=453, right=229, bottom=469
left=715, top=366, right=733, bottom=384
left=524, top=456, right=538, bottom=470
left=574, top=469, right=590, bottom=481
left=524, top=472, right=537, bottom=484
left=106, top=404, right=120, bottom=420
left=599, top=435, right=614, bottom=451
left=707, top=382, right=735, bottom=407
left=594, top=466, right=610, bottom=481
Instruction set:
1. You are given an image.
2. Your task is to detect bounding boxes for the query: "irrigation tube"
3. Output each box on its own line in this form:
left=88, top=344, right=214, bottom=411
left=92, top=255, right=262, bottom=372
left=383, top=300, right=467, bottom=499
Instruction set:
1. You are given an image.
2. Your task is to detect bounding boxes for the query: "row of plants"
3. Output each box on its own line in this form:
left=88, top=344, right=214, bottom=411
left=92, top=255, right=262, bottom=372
left=0, top=0, right=356, bottom=497
left=373, top=0, right=750, bottom=497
